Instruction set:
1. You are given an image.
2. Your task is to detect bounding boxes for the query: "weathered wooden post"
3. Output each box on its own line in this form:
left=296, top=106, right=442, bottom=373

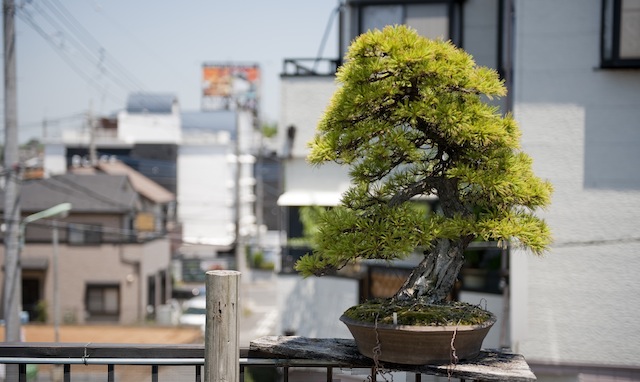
left=205, top=270, right=240, bottom=382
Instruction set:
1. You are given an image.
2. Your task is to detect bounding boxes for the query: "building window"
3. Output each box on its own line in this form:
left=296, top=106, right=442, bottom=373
left=460, top=244, right=506, bottom=295
left=352, top=1, right=463, bottom=46
left=86, top=284, right=120, bottom=318
left=602, top=0, right=640, bottom=68
left=68, top=223, right=102, bottom=245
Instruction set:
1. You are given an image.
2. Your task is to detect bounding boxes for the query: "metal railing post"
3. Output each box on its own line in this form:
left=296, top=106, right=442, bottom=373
left=204, top=270, right=240, bottom=382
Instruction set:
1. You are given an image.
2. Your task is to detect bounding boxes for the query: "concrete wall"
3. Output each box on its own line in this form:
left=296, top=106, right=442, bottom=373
left=280, top=158, right=351, bottom=206
left=178, top=109, right=257, bottom=247
left=510, top=0, right=640, bottom=369
left=276, top=274, right=358, bottom=339
left=278, top=72, right=352, bottom=207
left=117, top=111, right=181, bottom=144
left=178, top=143, right=235, bottom=246
left=459, top=291, right=507, bottom=350
left=43, top=143, right=67, bottom=176
left=279, top=76, right=337, bottom=159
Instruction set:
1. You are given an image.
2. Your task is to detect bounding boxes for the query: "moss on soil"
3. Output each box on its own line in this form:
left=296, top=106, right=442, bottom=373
left=343, top=299, right=493, bottom=326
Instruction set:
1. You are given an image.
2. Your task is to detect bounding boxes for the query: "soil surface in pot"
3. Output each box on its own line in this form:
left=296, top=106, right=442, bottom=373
left=343, top=299, right=493, bottom=326
left=341, top=299, right=496, bottom=365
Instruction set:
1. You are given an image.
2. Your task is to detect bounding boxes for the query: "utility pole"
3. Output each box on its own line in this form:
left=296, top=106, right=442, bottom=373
left=88, top=101, right=97, bottom=166
left=3, top=0, right=23, bottom=353
left=255, top=120, right=264, bottom=252
left=234, top=107, right=248, bottom=281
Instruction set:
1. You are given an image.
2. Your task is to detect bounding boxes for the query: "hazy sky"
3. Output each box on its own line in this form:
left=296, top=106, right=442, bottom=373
left=3, top=0, right=340, bottom=142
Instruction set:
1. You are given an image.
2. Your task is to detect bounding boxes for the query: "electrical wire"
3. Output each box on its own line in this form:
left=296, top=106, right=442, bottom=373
left=16, top=112, right=85, bottom=130
left=53, top=175, right=136, bottom=209
left=11, top=215, right=640, bottom=247
left=15, top=9, right=124, bottom=105
left=15, top=0, right=150, bottom=108
left=313, top=1, right=343, bottom=72
left=40, top=0, right=146, bottom=91
left=35, top=0, right=144, bottom=91
left=29, top=2, right=106, bottom=72
left=5, top=218, right=165, bottom=240
left=91, top=2, right=188, bottom=86
left=29, top=175, right=133, bottom=210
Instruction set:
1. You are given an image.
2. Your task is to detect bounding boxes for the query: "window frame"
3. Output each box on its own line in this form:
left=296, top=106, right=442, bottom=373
left=67, top=223, right=103, bottom=246
left=601, top=0, right=640, bottom=68
left=354, top=0, right=464, bottom=47
left=85, top=283, right=120, bottom=318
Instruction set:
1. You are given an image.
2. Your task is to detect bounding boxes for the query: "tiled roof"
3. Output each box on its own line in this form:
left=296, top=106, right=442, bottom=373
left=96, top=160, right=175, bottom=204
left=14, top=174, right=139, bottom=214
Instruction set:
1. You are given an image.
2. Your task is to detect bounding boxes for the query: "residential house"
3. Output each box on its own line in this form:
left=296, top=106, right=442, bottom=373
left=71, top=159, right=177, bottom=240
left=0, top=173, right=173, bottom=324
left=276, top=0, right=640, bottom=381
left=44, top=93, right=180, bottom=195
left=43, top=92, right=262, bottom=284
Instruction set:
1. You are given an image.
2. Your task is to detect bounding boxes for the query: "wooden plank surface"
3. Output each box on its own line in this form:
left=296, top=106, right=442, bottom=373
left=250, top=336, right=537, bottom=381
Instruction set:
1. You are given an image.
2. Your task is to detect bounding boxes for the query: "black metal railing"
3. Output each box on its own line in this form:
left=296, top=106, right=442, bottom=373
left=282, top=58, right=341, bottom=76
left=0, top=342, right=487, bottom=382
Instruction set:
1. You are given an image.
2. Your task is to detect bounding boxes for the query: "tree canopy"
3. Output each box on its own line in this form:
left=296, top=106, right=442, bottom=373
left=295, top=25, right=552, bottom=278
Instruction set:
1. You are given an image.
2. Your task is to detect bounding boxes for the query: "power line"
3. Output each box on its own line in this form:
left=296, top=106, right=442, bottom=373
left=8, top=218, right=166, bottom=240
left=56, top=176, right=135, bottom=209
left=314, top=1, right=343, bottom=71
left=36, top=0, right=145, bottom=91
left=15, top=0, right=150, bottom=108
left=32, top=176, right=133, bottom=210
left=0, top=112, right=86, bottom=141
left=15, top=215, right=640, bottom=249
left=92, top=3, right=188, bottom=85
left=13, top=112, right=85, bottom=130
left=15, top=9, right=124, bottom=105
left=39, top=0, right=146, bottom=91
left=29, top=2, right=104, bottom=69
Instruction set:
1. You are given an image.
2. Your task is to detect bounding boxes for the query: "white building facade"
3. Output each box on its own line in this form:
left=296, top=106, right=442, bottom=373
left=509, top=0, right=640, bottom=378
left=178, top=109, right=257, bottom=249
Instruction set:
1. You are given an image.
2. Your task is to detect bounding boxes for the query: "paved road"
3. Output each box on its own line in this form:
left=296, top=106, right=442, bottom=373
left=9, top=324, right=202, bottom=343
left=238, top=270, right=279, bottom=347
left=14, top=270, right=279, bottom=347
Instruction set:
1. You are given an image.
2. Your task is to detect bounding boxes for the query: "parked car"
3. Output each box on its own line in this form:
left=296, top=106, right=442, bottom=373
left=179, top=297, right=206, bottom=333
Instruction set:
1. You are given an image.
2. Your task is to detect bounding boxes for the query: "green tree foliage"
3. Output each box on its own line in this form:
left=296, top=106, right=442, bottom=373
left=295, top=26, right=552, bottom=297
left=261, top=122, right=278, bottom=138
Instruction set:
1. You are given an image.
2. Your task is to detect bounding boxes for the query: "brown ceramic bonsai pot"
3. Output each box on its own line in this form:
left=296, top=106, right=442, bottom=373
left=340, top=313, right=496, bottom=365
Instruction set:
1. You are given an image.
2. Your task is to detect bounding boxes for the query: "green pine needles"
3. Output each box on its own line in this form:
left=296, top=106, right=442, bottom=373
left=295, top=25, right=552, bottom=283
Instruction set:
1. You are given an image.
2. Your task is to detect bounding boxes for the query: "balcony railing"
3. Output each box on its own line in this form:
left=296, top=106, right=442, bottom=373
left=282, top=58, right=341, bottom=76
left=0, top=341, right=535, bottom=382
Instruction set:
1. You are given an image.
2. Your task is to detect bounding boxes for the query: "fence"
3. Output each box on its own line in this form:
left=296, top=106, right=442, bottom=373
left=0, top=271, right=536, bottom=381
left=0, top=342, right=533, bottom=382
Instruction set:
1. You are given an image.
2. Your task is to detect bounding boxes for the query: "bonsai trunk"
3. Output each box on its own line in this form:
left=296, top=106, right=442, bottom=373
left=393, top=237, right=471, bottom=304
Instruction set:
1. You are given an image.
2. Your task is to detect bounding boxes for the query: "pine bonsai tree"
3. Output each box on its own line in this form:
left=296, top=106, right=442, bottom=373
left=295, top=25, right=553, bottom=306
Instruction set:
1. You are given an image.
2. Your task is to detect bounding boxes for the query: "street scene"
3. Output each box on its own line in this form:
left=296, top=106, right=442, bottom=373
left=2, top=271, right=279, bottom=346
left=1, top=0, right=640, bottom=381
